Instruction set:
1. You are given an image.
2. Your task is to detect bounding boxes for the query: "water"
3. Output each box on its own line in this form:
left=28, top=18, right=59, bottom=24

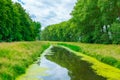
left=17, top=46, right=106, bottom=80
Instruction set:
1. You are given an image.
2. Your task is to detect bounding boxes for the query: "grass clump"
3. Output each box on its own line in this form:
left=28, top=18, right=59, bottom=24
left=12, top=64, right=26, bottom=75
left=0, top=41, right=50, bottom=80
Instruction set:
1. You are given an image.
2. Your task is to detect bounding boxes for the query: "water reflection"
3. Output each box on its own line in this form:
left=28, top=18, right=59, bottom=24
left=37, top=56, right=71, bottom=80
left=45, top=46, right=106, bottom=80
left=16, top=46, right=70, bottom=80
left=17, top=46, right=106, bottom=80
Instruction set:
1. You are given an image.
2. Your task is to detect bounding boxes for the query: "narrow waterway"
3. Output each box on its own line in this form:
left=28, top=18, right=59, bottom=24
left=17, top=46, right=106, bottom=80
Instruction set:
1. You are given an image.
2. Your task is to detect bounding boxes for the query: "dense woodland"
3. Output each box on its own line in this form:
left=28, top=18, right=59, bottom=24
left=0, top=0, right=41, bottom=42
left=41, top=0, right=120, bottom=44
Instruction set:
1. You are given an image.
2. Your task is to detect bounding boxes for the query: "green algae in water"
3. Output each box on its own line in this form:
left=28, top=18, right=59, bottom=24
left=16, top=64, right=48, bottom=80
left=16, top=46, right=70, bottom=80
left=16, top=46, right=106, bottom=80
left=45, top=46, right=106, bottom=80
left=16, top=45, right=120, bottom=80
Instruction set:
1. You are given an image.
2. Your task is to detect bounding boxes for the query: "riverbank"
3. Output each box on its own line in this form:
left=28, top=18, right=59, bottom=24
left=58, top=42, right=120, bottom=69
left=58, top=45, right=120, bottom=80
left=16, top=44, right=120, bottom=80
left=58, top=43, right=120, bottom=80
left=0, top=41, right=50, bottom=80
left=1, top=41, right=120, bottom=80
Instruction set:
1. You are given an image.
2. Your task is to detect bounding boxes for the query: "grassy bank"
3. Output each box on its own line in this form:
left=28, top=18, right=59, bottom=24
left=0, top=41, right=50, bottom=80
left=1, top=41, right=120, bottom=80
left=58, top=43, right=120, bottom=69
left=60, top=45, right=120, bottom=80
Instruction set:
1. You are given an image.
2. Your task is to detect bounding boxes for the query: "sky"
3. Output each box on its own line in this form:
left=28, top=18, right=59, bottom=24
left=12, top=0, right=77, bottom=29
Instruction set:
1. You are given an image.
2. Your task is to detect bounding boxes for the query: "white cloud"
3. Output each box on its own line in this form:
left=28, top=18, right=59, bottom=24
left=12, top=0, right=77, bottom=29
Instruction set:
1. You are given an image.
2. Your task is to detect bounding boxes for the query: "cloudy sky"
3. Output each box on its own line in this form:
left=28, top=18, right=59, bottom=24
left=12, top=0, right=77, bottom=29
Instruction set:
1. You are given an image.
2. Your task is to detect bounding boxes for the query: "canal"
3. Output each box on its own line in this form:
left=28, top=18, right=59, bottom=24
left=17, top=46, right=106, bottom=80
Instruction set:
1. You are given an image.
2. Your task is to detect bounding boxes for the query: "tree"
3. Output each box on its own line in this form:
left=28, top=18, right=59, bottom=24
left=41, top=0, right=120, bottom=44
left=71, top=0, right=101, bottom=43
left=110, top=22, right=120, bottom=44
left=0, top=0, right=41, bottom=42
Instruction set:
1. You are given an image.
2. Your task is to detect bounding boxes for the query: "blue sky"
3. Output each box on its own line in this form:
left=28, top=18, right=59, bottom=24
left=12, top=0, right=77, bottom=29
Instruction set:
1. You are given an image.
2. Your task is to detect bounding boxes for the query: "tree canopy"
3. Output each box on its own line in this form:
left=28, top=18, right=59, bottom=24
left=41, top=0, right=120, bottom=44
left=0, top=0, right=41, bottom=42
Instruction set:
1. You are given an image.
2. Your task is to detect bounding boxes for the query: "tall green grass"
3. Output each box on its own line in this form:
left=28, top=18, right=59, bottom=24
left=58, top=43, right=120, bottom=69
left=58, top=43, right=82, bottom=52
left=0, top=41, right=50, bottom=80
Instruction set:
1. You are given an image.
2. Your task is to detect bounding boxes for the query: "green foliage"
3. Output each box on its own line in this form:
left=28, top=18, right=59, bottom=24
left=41, top=21, right=72, bottom=41
left=41, top=0, right=120, bottom=44
left=0, top=0, right=41, bottom=42
left=110, top=22, right=120, bottom=44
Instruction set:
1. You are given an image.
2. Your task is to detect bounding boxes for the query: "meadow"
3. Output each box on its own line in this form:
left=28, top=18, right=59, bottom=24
left=0, top=41, right=120, bottom=80
left=0, top=41, right=49, bottom=80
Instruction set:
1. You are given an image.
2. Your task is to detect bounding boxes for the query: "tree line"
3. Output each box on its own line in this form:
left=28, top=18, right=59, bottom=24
left=41, top=0, right=120, bottom=44
left=0, top=0, right=41, bottom=42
